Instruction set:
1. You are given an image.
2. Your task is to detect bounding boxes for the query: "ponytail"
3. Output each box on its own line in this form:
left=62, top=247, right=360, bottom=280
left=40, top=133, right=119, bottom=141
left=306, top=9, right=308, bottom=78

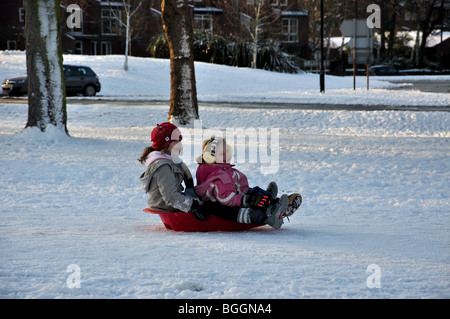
left=138, top=146, right=155, bottom=164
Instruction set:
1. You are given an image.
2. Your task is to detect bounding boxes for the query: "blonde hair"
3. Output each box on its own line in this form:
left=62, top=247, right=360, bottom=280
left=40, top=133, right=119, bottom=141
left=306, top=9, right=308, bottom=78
left=197, top=136, right=232, bottom=164
left=202, top=136, right=216, bottom=151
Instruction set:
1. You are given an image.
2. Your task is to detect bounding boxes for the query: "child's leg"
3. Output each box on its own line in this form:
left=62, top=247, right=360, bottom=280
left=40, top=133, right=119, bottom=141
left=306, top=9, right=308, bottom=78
left=237, top=207, right=267, bottom=225
left=200, top=201, right=239, bottom=222
left=201, top=201, right=267, bottom=225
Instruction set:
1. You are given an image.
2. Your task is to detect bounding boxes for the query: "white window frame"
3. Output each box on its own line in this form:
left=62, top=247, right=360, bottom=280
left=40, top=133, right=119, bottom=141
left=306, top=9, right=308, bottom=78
left=405, top=11, right=416, bottom=21
left=101, top=41, right=112, bottom=55
left=7, top=40, right=16, bottom=50
left=75, top=41, right=83, bottom=54
left=194, top=14, right=213, bottom=33
left=282, top=18, right=298, bottom=43
left=90, top=41, right=98, bottom=55
left=19, top=8, right=25, bottom=22
left=101, top=9, right=121, bottom=35
left=271, top=0, right=288, bottom=6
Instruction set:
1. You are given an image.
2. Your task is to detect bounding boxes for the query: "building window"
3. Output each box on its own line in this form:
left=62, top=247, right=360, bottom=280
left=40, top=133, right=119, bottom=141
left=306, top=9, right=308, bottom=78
left=90, top=41, right=98, bottom=55
left=282, top=18, right=298, bottom=43
left=101, top=41, right=112, bottom=55
left=405, top=11, right=416, bottom=21
left=247, top=0, right=287, bottom=5
left=194, top=14, right=212, bottom=33
left=7, top=40, right=16, bottom=50
left=75, top=41, right=83, bottom=54
left=271, top=0, right=288, bottom=6
left=101, top=9, right=121, bottom=35
left=19, top=8, right=25, bottom=22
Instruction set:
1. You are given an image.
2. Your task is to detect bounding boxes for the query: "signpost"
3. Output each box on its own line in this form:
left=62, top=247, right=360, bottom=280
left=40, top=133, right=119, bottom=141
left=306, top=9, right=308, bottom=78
left=320, top=0, right=325, bottom=93
left=340, top=19, right=374, bottom=90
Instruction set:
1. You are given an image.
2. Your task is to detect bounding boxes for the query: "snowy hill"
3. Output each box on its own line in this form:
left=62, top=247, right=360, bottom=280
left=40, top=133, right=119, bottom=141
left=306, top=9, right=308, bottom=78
left=0, top=52, right=449, bottom=299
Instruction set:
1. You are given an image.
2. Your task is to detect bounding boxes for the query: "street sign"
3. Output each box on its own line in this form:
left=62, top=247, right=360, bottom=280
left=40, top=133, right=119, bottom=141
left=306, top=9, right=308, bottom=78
left=340, top=18, right=374, bottom=64
left=339, top=19, right=372, bottom=38
left=347, top=36, right=374, bottom=49
left=340, top=18, right=374, bottom=90
left=348, top=49, right=374, bottom=64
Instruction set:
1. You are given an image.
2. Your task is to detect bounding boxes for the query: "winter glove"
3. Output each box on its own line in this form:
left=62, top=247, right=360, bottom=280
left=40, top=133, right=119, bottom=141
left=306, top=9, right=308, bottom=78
left=184, top=178, right=198, bottom=198
left=188, top=200, right=209, bottom=221
left=185, top=178, right=194, bottom=189
left=241, top=194, right=271, bottom=209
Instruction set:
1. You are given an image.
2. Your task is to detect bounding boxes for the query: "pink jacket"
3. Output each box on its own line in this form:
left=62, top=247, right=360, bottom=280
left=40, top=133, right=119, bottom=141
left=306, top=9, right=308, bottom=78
left=194, top=163, right=249, bottom=206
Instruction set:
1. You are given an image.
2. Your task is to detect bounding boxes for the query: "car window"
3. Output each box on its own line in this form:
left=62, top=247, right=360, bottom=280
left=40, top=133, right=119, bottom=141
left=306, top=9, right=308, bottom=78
left=63, top=66, right=96, bottom=77
left=64, top=67, right=88, bottom=77
left=63, top=66, right=73, bottom=76
left=84, top=68, right=95, bottom=76
left=76, top=67, right=87, bottom=76
left=68, top=67, right=86, bottom=76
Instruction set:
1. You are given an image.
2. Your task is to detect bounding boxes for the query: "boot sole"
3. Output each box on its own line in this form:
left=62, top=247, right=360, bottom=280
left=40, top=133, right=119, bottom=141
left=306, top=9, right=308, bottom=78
left=288, top=193, right=302, bottom=206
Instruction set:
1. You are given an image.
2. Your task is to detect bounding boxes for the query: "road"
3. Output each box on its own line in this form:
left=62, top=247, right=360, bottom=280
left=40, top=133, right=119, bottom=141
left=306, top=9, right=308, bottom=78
left=386, top=79, right=450, bottom=94
left=2, top=79, right=448, bottom=112
left=2, top=97, right=448, bottom=112
left=4, top=98, right=449, bottom=112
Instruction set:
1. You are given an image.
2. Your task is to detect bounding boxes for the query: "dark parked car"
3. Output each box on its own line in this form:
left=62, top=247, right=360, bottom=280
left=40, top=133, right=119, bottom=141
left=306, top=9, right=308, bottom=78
left=369, top=65, right=404, bottom=76
left=2, top=65, right=101, bottom=97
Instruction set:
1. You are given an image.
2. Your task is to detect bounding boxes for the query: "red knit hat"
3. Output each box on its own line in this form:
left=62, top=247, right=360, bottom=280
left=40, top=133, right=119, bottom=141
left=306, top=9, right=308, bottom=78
left=151, top=122, right=181, bottom=150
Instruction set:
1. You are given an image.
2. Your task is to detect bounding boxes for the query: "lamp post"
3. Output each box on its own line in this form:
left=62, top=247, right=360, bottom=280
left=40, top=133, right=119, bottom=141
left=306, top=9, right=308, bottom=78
left=320, top=0, right=325, bottom=92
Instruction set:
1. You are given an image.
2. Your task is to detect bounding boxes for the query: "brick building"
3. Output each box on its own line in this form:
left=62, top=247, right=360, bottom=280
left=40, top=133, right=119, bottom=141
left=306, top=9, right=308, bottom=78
left=0, top=0, right=309, bottom=58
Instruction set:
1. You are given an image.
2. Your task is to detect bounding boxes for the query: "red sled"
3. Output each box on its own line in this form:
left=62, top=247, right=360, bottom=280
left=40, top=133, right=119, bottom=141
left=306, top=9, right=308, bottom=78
left=143, top=208, right=262, bottom=232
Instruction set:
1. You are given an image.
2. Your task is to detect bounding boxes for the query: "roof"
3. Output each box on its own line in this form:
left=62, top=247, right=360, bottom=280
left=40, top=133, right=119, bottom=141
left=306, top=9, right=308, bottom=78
left=281, top=10, right=308, bottom=16
left=194, top=7, right=223, bottom=13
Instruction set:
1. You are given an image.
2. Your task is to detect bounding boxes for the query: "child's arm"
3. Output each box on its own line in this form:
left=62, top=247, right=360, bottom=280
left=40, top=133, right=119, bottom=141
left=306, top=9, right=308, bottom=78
left=155, top=164, right=193, bottom=212
left=207, top=178, right=244, bottom=207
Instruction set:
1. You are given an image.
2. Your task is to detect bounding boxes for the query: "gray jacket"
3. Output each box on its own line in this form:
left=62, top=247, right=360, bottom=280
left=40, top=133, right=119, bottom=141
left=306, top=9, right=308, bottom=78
left=140, top=158, right=193, bottom=212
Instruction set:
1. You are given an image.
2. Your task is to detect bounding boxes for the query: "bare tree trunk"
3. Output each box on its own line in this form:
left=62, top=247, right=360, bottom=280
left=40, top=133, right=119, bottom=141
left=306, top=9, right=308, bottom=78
left=387, top=9, right=397, bottom=61
left=124, top=12, right=130, bottom=71
left=25, top=0, right=67, bottom=134
left=161, top=0, right=199, bottom=125
left=408, top=0, right=440, bottom=67
left=108, top=0, right=143, bottom=71
left=251, top=3, right=262, bottom=69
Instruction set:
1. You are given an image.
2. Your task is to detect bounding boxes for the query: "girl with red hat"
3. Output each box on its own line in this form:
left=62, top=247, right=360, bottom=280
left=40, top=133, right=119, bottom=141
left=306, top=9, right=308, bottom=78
left=139, top=122, right=205, bottom=219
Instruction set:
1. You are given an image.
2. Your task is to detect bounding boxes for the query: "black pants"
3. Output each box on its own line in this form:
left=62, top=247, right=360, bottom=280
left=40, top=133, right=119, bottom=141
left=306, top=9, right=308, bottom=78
left=199, top=201, right=267, bottom=225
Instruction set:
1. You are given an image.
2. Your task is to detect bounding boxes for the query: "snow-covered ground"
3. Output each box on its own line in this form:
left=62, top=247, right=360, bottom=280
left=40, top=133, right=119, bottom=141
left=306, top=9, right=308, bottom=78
left=1, top=50, right=449, bottom=106
left=0, top=52, right=449, bottom=299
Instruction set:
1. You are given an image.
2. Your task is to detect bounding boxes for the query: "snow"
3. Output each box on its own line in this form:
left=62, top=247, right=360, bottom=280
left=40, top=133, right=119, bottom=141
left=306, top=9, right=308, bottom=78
left=1, top=50, right=449, bottom=107
left=400, top=31, right=450, bottom=49
left=0, top=51, right=449, bottom=299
